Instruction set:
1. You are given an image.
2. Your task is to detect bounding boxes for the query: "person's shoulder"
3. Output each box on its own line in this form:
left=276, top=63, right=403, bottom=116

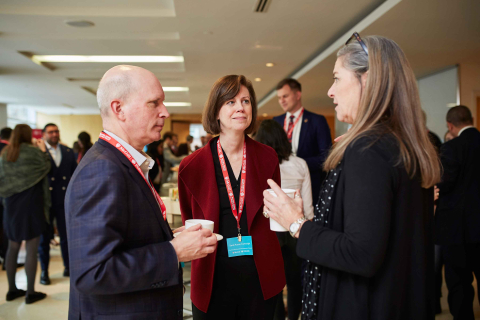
left=303, top=109, right=326, bottom=120
left=179, top=142, right=209, bottom=172
left=346, top=133, right=398, bottom=165
left=74, top=143, right=122, bottom=175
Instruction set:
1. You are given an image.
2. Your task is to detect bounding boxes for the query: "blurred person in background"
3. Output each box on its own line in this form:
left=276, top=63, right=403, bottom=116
left=176, top=135, right=194, bottom=157
left=38, top=123, right=77, bottom=285
left=274, top=78, right=332, bottom=202
left=435, top=105, right=480, bottom=319
left=444, top=130, right=455, bottom=142
left=0, top=127, right=12, bottom=269
left=255, top=119, right=313, bottom=320
left=77, top=131, right=93, bottom=163
left=161, top=132, right=186, bottom=185
left=0, top=124, right=50, bottom=304
left=146, top=139, right=164, bottom=192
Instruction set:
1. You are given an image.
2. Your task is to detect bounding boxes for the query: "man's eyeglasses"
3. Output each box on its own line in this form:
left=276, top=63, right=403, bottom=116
left=345, top=32, right=368, bottom=56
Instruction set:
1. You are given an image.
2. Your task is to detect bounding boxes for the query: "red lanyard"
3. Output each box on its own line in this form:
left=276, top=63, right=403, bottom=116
left=0, top=140, right=9, bottom=145
left=217, top=138, right=246, bottom=241
left=283, top=108, right=304, bottom=141
left=99, top=132, right=166, bottom=221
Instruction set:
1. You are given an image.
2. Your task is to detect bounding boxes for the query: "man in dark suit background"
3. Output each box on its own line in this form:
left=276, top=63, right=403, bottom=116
left=435, top=105, right=480, bottom=319
left=65, top=65, right=217, bottom=320
left=273, top=79, right=331, bottom=320
left=38, top=123, right=77, bottom=285
left=273, top=78, right=332, bottom=201
left=0, top=127, right=12, bottom=269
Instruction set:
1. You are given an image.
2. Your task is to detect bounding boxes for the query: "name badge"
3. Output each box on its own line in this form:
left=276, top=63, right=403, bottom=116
left=227, top=236, right=253, bottom=257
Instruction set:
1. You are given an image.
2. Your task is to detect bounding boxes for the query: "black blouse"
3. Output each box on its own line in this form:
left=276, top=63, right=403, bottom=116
left=210, top=137, right=251, bottom=258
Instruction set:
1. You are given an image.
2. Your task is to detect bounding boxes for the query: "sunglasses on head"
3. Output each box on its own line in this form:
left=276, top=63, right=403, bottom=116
left=345, top=32, right=368, bottom=56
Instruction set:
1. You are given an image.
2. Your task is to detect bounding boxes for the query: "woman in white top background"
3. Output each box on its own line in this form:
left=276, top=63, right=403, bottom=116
left=254, top=119, right=313, bottom=320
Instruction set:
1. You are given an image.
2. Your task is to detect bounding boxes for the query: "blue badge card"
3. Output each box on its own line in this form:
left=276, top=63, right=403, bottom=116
left=227, top=236, right=253, bottom=257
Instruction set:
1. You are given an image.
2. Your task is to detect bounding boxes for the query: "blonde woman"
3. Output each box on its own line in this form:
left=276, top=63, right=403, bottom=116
left=263, top=34, right=441, bottom=320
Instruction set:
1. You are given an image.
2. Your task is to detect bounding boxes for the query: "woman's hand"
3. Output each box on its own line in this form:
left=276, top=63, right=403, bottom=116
left=263, top=179, right=304, bottom=231
left=35, top=139, right=47, bottom=152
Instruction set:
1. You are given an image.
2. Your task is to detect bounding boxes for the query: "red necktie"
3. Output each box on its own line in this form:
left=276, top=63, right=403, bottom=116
left=287, top=115, right=295, bottom=143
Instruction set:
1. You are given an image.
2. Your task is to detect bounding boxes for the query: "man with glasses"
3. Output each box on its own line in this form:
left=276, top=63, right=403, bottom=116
left=38, top=123, right=77, bottom=285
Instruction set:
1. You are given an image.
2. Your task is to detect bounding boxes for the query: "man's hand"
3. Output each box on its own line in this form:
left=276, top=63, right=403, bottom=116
left=170, top=224, right=217, bottom=262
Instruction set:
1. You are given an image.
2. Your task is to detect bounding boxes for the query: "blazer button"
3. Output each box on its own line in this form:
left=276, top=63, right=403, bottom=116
left=62, top=187, right=66, bottom=190
left=49, top=187, right=53, bottom=191
left=51, top=177, right=55, bottom=181
left=63, top=176, right=66, bottom=180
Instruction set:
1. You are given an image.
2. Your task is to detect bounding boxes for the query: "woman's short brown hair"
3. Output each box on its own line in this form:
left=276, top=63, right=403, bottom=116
left=202, top=75, right=257, bottom=135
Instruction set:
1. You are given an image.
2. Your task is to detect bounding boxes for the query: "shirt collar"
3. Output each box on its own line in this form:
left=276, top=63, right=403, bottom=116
left=286, top=106, right=304, bottom=119
left=44, top=140, right=56, bottom=151
left=459, top=126, right=475, bottom=136
left=104, top=130, right=153, bottom=169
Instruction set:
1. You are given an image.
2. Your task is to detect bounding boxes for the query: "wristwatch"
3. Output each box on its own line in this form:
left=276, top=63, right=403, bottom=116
left=289, top=217, right=307, bottom=238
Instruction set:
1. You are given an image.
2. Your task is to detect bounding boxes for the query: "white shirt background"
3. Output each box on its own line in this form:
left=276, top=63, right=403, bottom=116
left=45, top=140, right=62, bottom=167
left=279, top=155, right=314, bottom=219
left=285, top=107, right=304, bottom=156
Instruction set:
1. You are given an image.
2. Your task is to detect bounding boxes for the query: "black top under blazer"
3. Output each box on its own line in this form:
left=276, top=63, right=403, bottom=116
left=435, top=127, right=480, bottom=245
left=296, top=134, right=435, bottom=320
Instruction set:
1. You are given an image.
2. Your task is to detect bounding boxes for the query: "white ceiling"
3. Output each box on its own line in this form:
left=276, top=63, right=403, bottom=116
left=0, top=0, right=479, bottom=116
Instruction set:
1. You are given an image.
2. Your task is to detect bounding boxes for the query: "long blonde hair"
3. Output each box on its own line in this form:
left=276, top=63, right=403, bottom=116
left=324, top=36, right=440, bottom=188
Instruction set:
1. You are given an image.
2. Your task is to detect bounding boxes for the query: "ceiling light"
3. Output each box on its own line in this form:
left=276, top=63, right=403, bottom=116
left=31, top=55, right=184, bottom=63
left=266, top=63, right=274, bottom=67
left=262, top=113, right=268, bottom=117
left=65, top=20, right=95, bottom=28
left=163, top=87, right=189, bottom=92
left=164, top=102, right=191, bottom=107
left=255, top=78, right=262, bottom=82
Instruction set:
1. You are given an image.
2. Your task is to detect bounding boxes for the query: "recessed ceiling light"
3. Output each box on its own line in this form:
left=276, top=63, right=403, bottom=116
left=163, top=87, right=189, bottom=92
left=64, top=20, right=95, bottom=28
left=31, top=55, right=184, bottom=63
left=262, top=113, right=268, bottom=117
left=266, top=63, right=274, bottom=67
left=255, top=78, right=262, bottom=82
left=164, top=102, right=191, bottom=107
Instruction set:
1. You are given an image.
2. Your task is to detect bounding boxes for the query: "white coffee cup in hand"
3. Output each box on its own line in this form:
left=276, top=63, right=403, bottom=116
left=266, top=189, right=296, bottom=232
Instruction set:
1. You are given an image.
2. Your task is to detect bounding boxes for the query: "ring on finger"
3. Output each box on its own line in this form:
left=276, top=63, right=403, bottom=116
left=263, top=210, right=269, bottom=218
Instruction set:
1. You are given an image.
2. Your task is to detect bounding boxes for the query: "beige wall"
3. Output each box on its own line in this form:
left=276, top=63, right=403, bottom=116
left=37, top=113, right=103, bottom=148
left=459, top=63, right=480, bottom=125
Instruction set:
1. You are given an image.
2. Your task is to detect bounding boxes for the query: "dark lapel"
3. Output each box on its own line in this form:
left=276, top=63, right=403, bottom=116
left=297, top=108, right=310, bottom=155
left=178, top=141, right=220, bottom=232
left=244, top=136, right=275, bottom=231
left=98, top=139, right=173, bottom=239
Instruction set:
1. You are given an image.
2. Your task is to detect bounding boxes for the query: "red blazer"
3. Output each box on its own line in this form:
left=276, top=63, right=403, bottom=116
left=178, top=136, right=286, bottom=312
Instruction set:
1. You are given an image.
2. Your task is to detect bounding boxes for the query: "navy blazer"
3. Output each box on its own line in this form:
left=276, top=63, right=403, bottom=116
left=435, top=127, right=480, bottom=245
left=274, top=109, right=332, bottom=200
left=65, top=138, right=183, bottom=320
left=46, top=144, right=77, bottom=210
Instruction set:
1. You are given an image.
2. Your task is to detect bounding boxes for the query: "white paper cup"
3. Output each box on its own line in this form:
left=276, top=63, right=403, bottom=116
left=185, top=219, right=214, bottom=232
left=266, top=188, right=296, bottom=232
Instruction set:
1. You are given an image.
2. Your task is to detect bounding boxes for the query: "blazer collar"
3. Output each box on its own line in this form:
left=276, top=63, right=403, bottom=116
left=98, top=139, right=173, bottom=239
left=178, top=140, right=220, bottom=231
left=298, top=108, right=310, bottom=153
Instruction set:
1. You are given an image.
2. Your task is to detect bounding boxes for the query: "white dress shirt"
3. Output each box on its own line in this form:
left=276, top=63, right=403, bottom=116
left=279, top=155, right=314, bottom=219
left=45, top=140, right=62, bottom=167
left=285, top=107, right=304, bottom=155
left=104, top=130, right=154, bottom=180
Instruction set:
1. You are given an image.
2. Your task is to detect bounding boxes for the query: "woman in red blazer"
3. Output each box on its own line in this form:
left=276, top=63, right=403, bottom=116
left=178, top=75, right=286, bottom=319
